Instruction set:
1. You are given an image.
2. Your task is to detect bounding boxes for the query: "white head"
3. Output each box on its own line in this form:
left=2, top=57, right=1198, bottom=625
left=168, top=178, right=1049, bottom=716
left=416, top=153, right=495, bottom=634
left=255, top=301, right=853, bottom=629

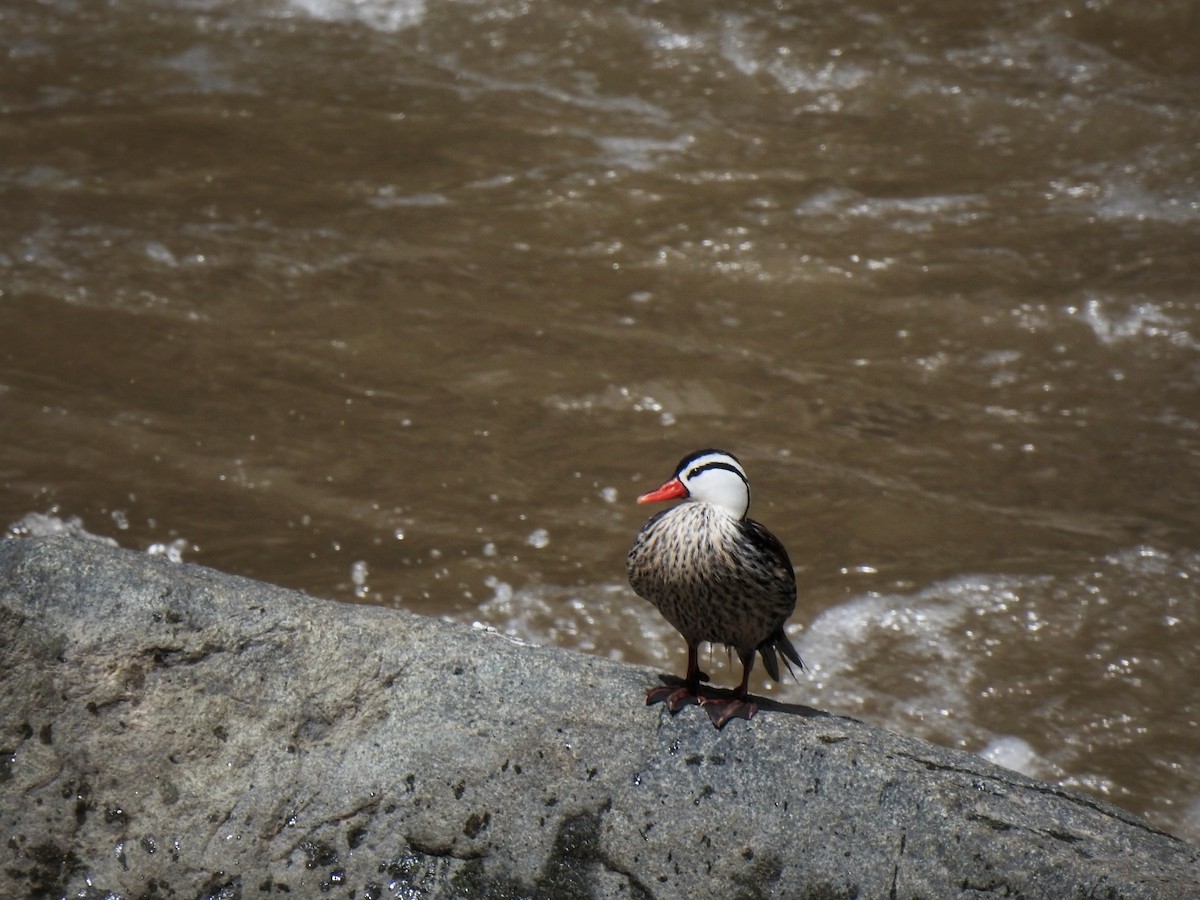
left=637, top=448, right=750, bottom=519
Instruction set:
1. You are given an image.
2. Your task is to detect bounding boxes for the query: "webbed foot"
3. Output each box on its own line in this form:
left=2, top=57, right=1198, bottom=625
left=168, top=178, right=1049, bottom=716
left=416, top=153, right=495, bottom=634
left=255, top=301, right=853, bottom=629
left=645, top=684, right=702, bottom=712
left=700, top=696, right=759, bottom=729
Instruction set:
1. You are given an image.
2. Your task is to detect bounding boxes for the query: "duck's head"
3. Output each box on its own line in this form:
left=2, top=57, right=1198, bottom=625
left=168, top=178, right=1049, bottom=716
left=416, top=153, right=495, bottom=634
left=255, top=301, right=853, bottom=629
left=637, top=448, right=750, bottom=519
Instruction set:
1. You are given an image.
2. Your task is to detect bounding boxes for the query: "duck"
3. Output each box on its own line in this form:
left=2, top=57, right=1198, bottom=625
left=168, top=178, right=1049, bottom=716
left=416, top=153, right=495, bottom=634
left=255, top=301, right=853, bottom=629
left=627, top=448, right=803, bottom=728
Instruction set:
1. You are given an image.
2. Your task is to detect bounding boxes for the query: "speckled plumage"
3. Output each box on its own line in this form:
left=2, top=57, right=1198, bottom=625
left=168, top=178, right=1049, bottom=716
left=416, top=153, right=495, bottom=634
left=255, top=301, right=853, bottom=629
left=627, top=449, right=803, bottom=726
left=627, top=501, right=796, bottom=664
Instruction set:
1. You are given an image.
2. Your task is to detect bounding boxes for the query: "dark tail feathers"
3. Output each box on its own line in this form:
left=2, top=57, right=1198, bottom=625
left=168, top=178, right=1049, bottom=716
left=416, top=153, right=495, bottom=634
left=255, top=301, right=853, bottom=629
left=757, top=627, right=804, bottom=682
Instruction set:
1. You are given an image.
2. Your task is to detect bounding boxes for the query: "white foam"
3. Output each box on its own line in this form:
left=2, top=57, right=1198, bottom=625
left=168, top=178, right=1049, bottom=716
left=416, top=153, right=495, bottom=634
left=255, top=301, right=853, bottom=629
left=367, top=188, right=449, bottom=209
left=162, top=45, right=243, bottom=94
left=1049, top=172, right=1200, bottom=226
left=1094, top=180, right=1200, bottom=225
left=593, top=133, right=694, bottom=172
left=144, top=241, right=179, bottom=267
left=350, top=559, right=369, bottom=598
left=146, top=538, right=192, bottom=564
left=5, top=512, right=117, bottom=546
left=979, top=736, right=1042, bottom=778
left=469, top=579, right=674, bottom=662
left=800, top=575, right=1035, bottom=729
left=282, top=0, right=426, bottom=32
left=1071, top=297, right=1197, bottom=349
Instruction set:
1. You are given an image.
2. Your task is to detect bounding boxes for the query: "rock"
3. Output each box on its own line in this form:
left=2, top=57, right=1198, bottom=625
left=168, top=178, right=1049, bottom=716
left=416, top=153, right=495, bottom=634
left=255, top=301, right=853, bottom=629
left=0, top=535, right=1197, bottom=899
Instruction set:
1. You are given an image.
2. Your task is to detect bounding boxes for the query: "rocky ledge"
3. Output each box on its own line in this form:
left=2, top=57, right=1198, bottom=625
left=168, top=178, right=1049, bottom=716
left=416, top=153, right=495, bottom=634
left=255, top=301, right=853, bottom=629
left=1, top=535, right=1197, bottom=899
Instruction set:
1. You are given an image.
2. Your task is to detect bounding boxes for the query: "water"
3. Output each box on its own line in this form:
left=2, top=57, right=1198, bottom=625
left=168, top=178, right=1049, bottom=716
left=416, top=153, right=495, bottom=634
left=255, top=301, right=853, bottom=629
left=2, top=0, right=1199, bottom=844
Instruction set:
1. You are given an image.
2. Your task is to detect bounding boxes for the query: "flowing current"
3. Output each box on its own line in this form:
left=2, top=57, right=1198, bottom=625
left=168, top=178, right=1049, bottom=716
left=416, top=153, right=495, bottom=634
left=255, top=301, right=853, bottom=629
left=2, top=0, right=1199, bottom=845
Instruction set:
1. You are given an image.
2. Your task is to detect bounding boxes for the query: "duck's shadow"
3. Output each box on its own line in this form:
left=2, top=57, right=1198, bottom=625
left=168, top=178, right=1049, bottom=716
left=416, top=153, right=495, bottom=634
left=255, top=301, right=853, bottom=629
left=649, top=673, right=855, bottom=724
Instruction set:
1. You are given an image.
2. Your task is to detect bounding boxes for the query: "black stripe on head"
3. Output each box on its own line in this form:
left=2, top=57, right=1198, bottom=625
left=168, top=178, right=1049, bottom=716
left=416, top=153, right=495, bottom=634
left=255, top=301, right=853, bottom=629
left=674, top=448, right=742, bottom=476
left=675, top=449, right=750, bottom=500
left=687, top=460, right=746, bottom=483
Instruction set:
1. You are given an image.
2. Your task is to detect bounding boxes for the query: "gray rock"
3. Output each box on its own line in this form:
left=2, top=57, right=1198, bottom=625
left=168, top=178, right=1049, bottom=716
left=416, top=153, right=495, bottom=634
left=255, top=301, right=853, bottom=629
left=0, top=535, right=1196, bottom=900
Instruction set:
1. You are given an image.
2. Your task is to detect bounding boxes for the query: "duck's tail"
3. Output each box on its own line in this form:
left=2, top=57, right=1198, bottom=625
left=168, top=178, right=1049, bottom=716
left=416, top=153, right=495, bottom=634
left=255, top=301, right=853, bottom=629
left=757, top=626, right=804, bottom=682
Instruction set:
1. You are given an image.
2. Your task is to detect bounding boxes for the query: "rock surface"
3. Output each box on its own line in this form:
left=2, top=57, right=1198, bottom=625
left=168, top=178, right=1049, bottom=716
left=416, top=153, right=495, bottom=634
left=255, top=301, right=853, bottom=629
left=1, top=535, right=1197, bottom=899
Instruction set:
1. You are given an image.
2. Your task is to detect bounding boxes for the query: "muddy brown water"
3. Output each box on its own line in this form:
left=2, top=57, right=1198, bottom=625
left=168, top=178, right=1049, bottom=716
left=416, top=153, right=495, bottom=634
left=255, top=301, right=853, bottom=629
left=3, top=0, right=1199, bottom=844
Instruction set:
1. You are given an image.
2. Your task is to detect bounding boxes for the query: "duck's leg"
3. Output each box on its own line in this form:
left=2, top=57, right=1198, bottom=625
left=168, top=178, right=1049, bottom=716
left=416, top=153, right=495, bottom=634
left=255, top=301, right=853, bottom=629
left=702, top=650, right=759, bottom=728
left=646, top=643, right=708, bottom=711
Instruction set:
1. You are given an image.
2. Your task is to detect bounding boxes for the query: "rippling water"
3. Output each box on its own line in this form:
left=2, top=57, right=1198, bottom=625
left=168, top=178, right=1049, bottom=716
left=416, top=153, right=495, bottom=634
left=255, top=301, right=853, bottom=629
left=2, top=0, right=1198, bottom=844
